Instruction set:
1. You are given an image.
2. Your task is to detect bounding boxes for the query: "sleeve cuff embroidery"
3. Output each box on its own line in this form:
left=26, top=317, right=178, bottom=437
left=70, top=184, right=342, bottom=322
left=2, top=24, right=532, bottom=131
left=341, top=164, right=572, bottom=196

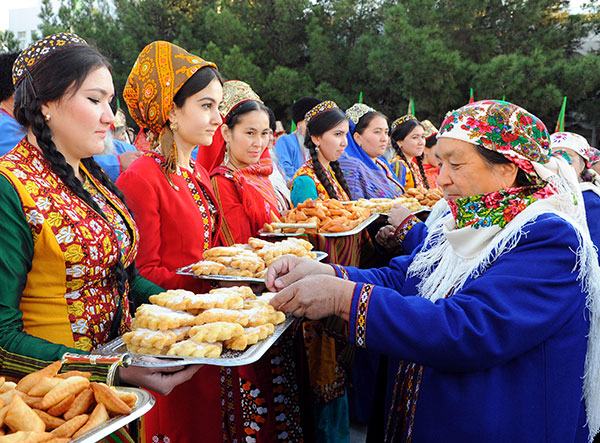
left=355, top=283, right=374, bottom=348
left=330, top=264, right=349, bottom=280
left=394, top=215, right=421, bottom=246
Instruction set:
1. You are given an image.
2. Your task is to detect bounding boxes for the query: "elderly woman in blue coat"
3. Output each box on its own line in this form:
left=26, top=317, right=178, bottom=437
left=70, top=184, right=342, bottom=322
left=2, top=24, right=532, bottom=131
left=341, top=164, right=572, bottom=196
left=267, top=100, right=600, bottom=442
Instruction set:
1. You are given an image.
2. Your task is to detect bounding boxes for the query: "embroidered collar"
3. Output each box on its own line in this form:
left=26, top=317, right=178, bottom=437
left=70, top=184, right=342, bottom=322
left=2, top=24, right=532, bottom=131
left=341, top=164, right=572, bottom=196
left=448, top=184, right=557, bottom=230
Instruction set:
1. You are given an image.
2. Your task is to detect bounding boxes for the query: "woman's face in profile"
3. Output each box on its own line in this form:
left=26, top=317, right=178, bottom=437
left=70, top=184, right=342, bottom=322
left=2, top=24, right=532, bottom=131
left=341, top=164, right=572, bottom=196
left=435, top=138, right=518, bottom=200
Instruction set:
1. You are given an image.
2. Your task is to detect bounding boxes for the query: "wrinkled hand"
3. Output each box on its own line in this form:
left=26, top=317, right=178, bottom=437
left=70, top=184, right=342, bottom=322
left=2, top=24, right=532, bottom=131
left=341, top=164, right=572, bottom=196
left=375, top=225, right=397, bottom=249
left=270, top=275, right=355, bottom=320
left=119, top=151, right=143, bottom=172
left=265, top=255, right=335, bottom=292
left=118, top=362, right=201, bottom=395
left=388, top=204, right=413, bottom=229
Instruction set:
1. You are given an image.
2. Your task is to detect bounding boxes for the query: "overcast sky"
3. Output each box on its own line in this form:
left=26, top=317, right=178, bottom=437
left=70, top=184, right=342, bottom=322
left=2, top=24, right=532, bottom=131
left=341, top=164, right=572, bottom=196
left=0, top=0, right=591, bottom=33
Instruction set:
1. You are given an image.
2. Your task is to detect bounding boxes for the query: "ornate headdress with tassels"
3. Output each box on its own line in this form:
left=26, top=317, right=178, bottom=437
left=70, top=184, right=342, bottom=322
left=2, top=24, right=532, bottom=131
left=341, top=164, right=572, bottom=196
left=346, top=103, right=376, bottom=125
left=219, top=80, right=262, bottom=120
left=124, top=41, right=217, bottom=178
left=12, top=32, right=88, bottom=108
left=390, top=114, right=417, bottom=133
left=304, top=100, right=338, bottom=124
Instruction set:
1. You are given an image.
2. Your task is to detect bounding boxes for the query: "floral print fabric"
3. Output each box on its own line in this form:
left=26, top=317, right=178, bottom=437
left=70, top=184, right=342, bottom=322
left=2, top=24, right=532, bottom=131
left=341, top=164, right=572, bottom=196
left=448, top=184, right=558, bottom=230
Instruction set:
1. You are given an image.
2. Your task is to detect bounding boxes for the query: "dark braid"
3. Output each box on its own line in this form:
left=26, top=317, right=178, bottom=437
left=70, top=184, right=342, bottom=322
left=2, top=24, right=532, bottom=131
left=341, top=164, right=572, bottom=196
left=13, top=44, right=135, bottom=309
left=25, top=101, right=133, bottom=298
left=415, top=155, right=430, bottom=189
left=330, top=160, right=352, bottom=199
left=305, top=129, right=352, bottom=200
left=304, top=106, right=353, bottom=200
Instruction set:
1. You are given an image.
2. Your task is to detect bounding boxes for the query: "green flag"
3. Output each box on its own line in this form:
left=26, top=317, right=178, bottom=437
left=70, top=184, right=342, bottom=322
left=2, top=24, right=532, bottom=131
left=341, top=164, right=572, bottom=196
left=554, top=96, right=567, bottom=133
left=358, top=91, right=363, bottom=104
left=408, top=98, right=415, bottom=115
left=291, top=99, right=296, bottom=132
left=468, top=88, right=475, bottom=104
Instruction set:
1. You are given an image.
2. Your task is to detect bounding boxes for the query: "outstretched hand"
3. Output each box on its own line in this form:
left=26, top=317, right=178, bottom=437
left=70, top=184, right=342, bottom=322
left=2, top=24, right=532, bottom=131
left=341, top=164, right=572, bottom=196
left=270, top=275, right=355, bottom=320
left=265, top=255, right=335, bottom=292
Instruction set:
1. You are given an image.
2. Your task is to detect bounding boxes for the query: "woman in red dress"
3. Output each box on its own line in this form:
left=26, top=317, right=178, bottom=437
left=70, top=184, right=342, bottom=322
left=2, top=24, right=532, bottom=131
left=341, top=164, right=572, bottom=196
left=116, top=40, right=228, bottom=442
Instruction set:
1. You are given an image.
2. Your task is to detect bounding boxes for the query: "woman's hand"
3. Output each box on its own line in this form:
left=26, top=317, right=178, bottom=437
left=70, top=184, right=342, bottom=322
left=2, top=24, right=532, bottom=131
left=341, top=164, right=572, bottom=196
left=270, top=275, right=355, bottom=320
left=375, top=225, right=397, bottom=249
left=118, top=363, right=201, bottom=395
left=265, top=255, right=335, bottom=292
left=388, top=204, right=413, bottom=229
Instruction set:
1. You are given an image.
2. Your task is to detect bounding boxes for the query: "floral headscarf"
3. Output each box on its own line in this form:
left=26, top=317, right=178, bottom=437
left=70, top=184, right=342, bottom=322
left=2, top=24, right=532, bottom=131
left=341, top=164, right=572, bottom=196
left=438, top=100, right=550, bottom=184
left=124, top=41, right=217, bottom=174
left=550, top=132, right=594, bottom=165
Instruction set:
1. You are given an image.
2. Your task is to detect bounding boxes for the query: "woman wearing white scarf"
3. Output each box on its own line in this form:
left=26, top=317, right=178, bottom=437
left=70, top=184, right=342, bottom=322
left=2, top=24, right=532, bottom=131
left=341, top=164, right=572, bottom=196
left=266, top=100, right=600, bottom=442
left=551, top=131, right=600, bottom=252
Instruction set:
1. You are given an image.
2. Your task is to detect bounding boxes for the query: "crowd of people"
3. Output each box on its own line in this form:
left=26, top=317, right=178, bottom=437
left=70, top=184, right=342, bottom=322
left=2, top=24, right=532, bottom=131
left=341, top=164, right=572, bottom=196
left=1, top=31, right=600, bottom=443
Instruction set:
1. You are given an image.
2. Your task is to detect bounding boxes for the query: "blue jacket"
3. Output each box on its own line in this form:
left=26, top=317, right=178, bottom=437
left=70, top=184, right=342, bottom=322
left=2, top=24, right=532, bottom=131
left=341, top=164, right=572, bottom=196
left=337, top=213, right=589, bottom=442
left=583, top=189, right=600, bottom=251
left=274, top=133, right=304, bottom=182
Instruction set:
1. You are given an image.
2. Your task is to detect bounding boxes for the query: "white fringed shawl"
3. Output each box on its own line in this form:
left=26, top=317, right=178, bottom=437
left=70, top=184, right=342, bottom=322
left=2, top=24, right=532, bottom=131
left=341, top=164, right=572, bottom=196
left=407, top=159, right=600, bottom=441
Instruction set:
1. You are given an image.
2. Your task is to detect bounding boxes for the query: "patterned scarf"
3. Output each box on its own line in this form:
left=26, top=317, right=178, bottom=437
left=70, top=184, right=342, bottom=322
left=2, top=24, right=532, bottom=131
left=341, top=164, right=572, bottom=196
left=448, top=183, right=558, bottom=230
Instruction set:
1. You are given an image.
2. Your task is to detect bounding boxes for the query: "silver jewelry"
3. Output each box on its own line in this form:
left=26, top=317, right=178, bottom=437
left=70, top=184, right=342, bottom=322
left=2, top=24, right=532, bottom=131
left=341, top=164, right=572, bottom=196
left=223, top=143, right=230, bottom=165
left=44, top=113, right=51, bottom=122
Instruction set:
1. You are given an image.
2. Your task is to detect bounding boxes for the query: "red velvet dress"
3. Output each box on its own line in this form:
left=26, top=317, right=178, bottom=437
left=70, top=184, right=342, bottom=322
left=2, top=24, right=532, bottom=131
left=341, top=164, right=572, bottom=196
left=117, top=152, right=226, bottom=443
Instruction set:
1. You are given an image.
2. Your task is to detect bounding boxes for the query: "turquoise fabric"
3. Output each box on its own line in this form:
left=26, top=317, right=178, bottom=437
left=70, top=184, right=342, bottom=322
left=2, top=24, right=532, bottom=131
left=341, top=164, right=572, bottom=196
left=312, top=393, right=350, bottom=443
left=291, top=174, right=319, bottom=206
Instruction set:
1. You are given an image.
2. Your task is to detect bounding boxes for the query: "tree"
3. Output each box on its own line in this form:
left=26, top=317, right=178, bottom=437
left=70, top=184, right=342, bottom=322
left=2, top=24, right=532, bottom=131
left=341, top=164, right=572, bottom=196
left=0, top=30, right=20, bottom=53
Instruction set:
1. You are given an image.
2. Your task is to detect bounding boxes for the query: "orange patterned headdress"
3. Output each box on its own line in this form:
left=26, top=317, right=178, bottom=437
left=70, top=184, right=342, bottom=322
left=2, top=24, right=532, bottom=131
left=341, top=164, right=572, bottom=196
left=124, top=41, right=217, bottom=173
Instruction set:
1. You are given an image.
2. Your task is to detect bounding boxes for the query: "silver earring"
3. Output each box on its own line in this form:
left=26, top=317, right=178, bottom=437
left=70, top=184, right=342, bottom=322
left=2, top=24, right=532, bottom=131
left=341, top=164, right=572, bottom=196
left=223, top=143, right=230, bottom=165
left=169, top=121, right=178, bottom=132
left=315, top=145, right=320, bottom=153
left=44, top=114, right=51, bottom=122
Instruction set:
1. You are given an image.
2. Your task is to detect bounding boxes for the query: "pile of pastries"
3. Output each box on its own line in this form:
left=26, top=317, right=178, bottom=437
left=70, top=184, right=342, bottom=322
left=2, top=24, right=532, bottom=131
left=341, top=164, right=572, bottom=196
left=191, top=237, right=316, bottom=279
left=404, top=187, right=444, bottom=207
left=0, top=360, right=136, bottom=441
left=123, top=286, right=286, bottom=358
left=355, top=196, right=422, bottom=214
left=262, top=199, right=372, bottom=234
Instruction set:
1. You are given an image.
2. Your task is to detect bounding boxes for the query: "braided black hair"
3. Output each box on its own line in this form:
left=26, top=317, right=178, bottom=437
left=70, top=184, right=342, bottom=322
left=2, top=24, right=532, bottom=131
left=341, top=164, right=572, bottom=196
left=390, top=119, right=430, bottom=189
left=14, top=44, right=135, bottom=312
left=304, top=108, right=352, bottom=200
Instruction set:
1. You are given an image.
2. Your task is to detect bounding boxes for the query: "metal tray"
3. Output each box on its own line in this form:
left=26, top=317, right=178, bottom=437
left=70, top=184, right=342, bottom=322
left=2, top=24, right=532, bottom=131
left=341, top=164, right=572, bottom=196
left=259, top=213, right=379, bottom=238
left=92, top=316, right=295, bottom=368
left=72, top=387, right=154, bottom=443
left=176, top=251, right=328, bottom=282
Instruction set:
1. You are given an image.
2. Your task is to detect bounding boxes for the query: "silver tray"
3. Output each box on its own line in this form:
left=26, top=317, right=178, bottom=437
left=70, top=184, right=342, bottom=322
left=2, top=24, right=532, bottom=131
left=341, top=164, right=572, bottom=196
left=72, top=387, right=154, bottom=443
left=176, top=251, right=328, bottom=282
left=92, top=316, right=295, bottom=368
left=259, top=213, right=379, bottom=238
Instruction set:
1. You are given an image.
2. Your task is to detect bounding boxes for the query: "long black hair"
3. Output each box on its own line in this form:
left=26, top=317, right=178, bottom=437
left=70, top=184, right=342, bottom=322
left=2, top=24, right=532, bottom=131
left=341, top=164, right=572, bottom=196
left=390, top=119, right=430, bottom=189
left=14, top=44, right=133, bottom=321
left=225, top=100, right=270, bottom=128
left=305, top=108, right=352, bottom=199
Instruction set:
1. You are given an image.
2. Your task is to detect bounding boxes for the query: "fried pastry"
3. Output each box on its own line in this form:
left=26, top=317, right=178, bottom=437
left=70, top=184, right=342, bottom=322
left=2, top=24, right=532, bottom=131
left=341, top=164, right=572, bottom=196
left=166, top=340, right=222, bottom=358
left=195, top=308, right=249, bottom=326
left=51, top=414, right=88, bottom=438
left=63, top=388, right=94, bottom=421
left=122, top=327, right=190, bottom=350
left=133, top=304, right=196, bottom=330
left=5, top=395, right=45, bottom=433
left=91, top=382, right=132, bottom=415
left=209, top=286, right=255, bottom=300
left=241, top=306, right=274, bottom=327
left=203, top=246, right=249, bottom=259
left=39, top=376, right=89, bottom=410
left=189, top=322, right=245, bottom=343
left=150, top=290, right=244, bottom=311
left=191, top=260, right=227, bottom=276
left=33, top=409, right=65, bottom=430
left=72, top=403, right=109, bottom=438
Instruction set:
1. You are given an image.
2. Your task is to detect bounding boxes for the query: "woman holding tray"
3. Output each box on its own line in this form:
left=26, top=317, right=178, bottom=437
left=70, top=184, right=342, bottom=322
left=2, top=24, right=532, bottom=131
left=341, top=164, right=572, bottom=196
left=198, top=80, right=282, bottom=245
left=337, top=103, right=404, bottom=199
left=290, top=100, right=352, bottom=206
left=116, top=41, right=233, bottom=442
left=0, top=33, right=200, bottom=442
left=389, top=115, right=430, bottom=190
left=266, top=100, right=600, bottom=442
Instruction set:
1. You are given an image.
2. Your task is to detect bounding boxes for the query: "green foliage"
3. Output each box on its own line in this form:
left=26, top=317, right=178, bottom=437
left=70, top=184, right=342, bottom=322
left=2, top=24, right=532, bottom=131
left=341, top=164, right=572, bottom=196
left=0, top=30, right=20, bottom=53
left=36, top=0, right=600, bottom=135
